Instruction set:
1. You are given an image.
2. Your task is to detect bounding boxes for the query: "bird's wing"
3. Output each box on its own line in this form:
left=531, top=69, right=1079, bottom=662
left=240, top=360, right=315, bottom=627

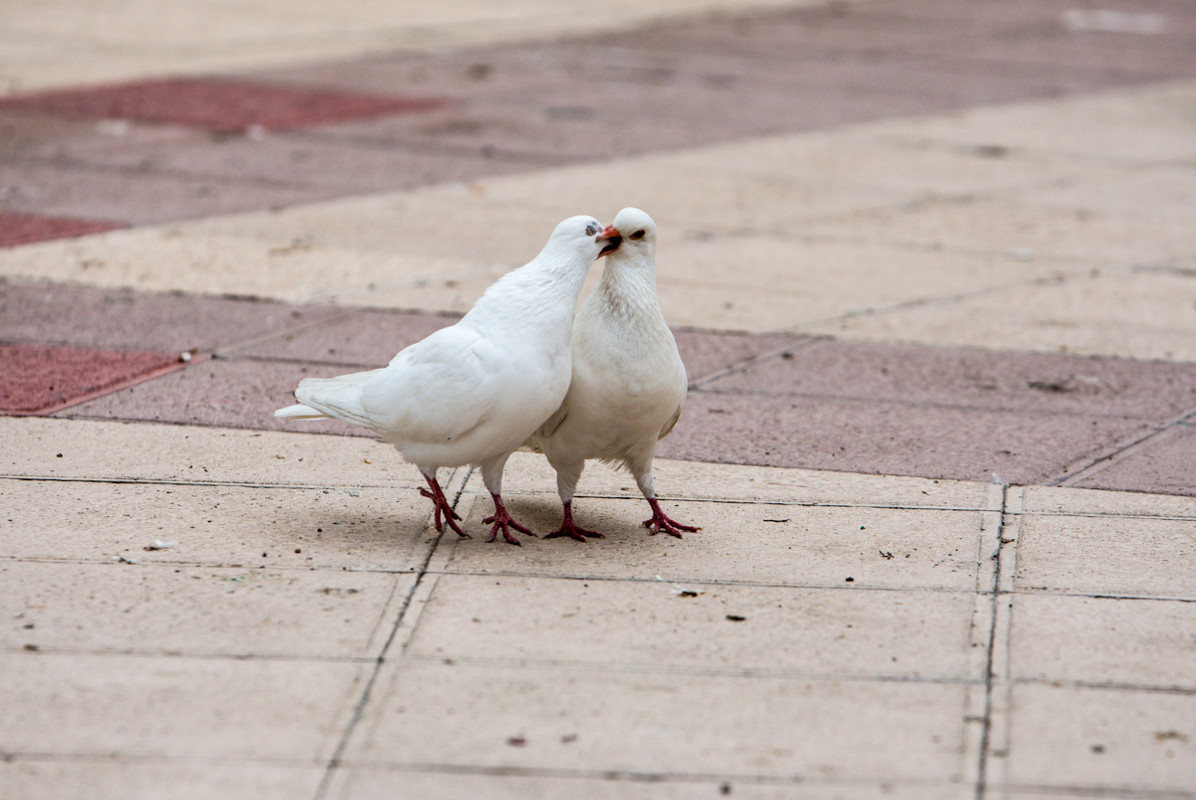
left=658, top=402, right=684, bottom=441
left=360, top=324, right=502, bottom=445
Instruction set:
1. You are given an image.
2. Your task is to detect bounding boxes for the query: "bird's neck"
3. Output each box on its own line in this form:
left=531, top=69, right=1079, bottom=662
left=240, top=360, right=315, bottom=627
left=464, top=255, right=591, bottom=340
left=590, top=253, right=662, bottom=321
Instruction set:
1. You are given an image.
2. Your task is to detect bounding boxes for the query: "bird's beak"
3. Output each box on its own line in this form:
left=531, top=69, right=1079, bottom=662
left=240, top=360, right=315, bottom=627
left=598, top=225, right=622, bottom=257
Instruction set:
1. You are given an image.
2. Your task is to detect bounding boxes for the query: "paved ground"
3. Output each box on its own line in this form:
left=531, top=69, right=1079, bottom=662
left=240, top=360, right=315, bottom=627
left=2, top=1, right=1195, bottom=798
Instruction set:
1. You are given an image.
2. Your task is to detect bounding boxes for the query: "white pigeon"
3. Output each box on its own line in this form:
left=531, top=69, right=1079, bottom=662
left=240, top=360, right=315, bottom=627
left=526, top=207, right=699, bottom=540
left=275, top=215, right=622, bottom=545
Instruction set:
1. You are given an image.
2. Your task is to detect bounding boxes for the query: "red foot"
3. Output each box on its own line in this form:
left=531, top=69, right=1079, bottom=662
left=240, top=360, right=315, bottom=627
left=483, top=493, right=534, bottom=545
left=643, top=498, right=700, bottom=539
left=544, top=501, right=605, bottom=543
left=420, top=475, right=467, bottom=537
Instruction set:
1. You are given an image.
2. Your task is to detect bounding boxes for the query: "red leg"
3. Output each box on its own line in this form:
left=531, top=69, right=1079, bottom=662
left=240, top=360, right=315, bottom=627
left=544, top=501, right=605, bottom=542
left=482, top=493, right=534, bottom=545
left=642, top=497, right=699, bottom=539
left=419, top=475, right=468, bottom=537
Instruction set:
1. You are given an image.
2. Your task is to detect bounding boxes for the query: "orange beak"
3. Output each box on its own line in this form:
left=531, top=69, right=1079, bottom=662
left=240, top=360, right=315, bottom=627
left=598, top=224, right=622, bottom=256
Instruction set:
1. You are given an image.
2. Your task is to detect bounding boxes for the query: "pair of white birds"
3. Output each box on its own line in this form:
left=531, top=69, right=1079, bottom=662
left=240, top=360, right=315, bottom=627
left=275, top=207, right=698, bottom=545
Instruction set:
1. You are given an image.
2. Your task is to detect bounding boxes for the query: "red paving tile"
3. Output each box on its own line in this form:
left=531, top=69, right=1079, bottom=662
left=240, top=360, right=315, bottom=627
left=0, top=342, right=186, bottom=415
left=0, top=212, right=124, bottom=248
left=0, top=78, right=447, bottom=134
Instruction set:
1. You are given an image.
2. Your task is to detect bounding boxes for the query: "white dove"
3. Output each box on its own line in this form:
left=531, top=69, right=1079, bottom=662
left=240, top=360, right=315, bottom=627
left=526, top=207, right=699, bottom=541
left=275, top=215, right=622, bottom=545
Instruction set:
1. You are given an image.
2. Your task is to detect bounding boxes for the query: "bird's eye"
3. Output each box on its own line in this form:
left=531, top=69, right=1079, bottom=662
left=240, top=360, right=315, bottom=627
left=585, top=223, right=599, bottom=236
left=629, top=229, right=646, bottom=240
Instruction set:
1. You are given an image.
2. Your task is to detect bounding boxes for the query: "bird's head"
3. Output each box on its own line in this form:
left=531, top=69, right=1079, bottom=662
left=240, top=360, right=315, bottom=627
left=608, top=207, right=656, bottom=258
left=550, top=215, right=623, bottom=261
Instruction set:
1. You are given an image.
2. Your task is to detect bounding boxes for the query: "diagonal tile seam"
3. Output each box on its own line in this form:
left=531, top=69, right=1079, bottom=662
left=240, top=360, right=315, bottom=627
left=309, top=465, right=470, bottom=800
left=2, top=352, right=204, bottom=417
left=686, top=335, right=824, bottom=390
left=1047, top=407, right=1196, bottom=487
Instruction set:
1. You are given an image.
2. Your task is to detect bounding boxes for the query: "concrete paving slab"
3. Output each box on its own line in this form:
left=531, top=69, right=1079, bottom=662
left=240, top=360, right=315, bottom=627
left=1, top=761, right=325, bottom=800
left=0, top=211, right=123, bottom=248
left=346, top=661, right=970, bottom=782
left=1065, top=425, right=1196, bottom=497
left=666, top=390, right=1148, bottom=485
left=444, top=497, right=987, bottom=592
left=873, top=78, right=1196, bottom=164
left=3, top=560, right=413, bottom=659
left=0, top=416, right=401, bottom=487
left=1021, top=484, right=1196, bottom=519
left=0, top=342, right=184, bottom=415
left=0, top=77, right=446, bottom=133
left=806, top=269, right=1196, bottom=362
left=0, top=480, right=444, bottom=573
left=58, top=356, right=373, bottom=436
left=0, top=279, right=342, bottom=353
left=405, top=573, right=977, bottom=680
left=324, top=768, right=967, bottom=799
left=0, top=651, right=367, bottom=760
left=704, top=339, right=1196, bottom=418
left=1009, top=593, right=1196, bottom=690
left=228, top=308, right=457, bottom=365
left=0, top=0, right=817, bottom=93
left=497, top=450, right=997, bottom=510
left=1002, top=684, right=1195, bottom=794
left=1013, top=512, right=1196, bottom=599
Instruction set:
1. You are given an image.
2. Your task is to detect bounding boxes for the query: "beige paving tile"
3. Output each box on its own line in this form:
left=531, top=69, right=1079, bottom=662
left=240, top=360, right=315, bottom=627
left=1021, top=485, right=1196, bottom=519
left=0, top=651, right=367, bottom=760
left=499, top=451, right=995, bottom=510
left=874, top=79, right=1196, bottom=164
left=445, top=494, right=986, bottom=591
left=346, top=661, right=970, bottom=782
left=0, top=760, right=325, bottom=800
left=653, top=236, right=1061, bottom=333
left=326, top=768, right=966, bottom=800
left=802, top=193, right=1196, bottom=269
left=1003, top=684, right=1196, bottom=793
left=2, top=560, right=412, bottom=659
left=805, top=269, right=1196, bottom=361
left=1014, top=512, right=1196, bottom=599
left=1, top=416, right=411, bottom=487
left=1009, top=594, right=1196, bottom=690
left=0, top=479, right=443, bottom=572
left=405, top=574, right=977, bottom=680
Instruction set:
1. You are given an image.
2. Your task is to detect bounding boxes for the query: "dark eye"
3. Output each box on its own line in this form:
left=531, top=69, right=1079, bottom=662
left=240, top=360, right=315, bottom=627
left=629, top=229, right=646, bottom=240
left=585, top=223, right=599, bottom=236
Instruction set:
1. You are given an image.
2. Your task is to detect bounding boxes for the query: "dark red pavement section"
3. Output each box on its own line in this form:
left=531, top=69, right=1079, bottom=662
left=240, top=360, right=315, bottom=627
left=2, top=280, right=1193, bottom=497
left=3, top=0, right=1195, bottom=235
left=0, top=212, right=124, bottom=248
left=0, top=78, right=446, bottom=134
left=0, top=342, right=185, bottom=415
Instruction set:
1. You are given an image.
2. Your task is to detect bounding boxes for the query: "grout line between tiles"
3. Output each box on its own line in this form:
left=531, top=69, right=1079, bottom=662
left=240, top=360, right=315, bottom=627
left=310, top=466, right=470, bottom=800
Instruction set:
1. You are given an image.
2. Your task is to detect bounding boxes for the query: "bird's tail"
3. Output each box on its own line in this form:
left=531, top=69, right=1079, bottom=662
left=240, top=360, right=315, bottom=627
left=275, top=369, right=383, bottom=429
left=274, top=403, right=329, bottom=421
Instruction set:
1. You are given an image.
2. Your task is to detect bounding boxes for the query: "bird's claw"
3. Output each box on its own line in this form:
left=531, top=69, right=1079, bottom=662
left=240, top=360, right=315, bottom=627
left=545, top=523, right=605, bottom=542
left=482, top=513, right=534, bottom=545
left=420, top=483, right=467, bottom=537
left=643, top=499, right=699, bottom=539
left=482, top=495, right=534, bottom=545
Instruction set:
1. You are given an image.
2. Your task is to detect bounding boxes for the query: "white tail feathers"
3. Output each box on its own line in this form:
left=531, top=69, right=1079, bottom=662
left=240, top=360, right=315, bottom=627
left=285, top=370, right=382, bottom=429
left=274, top=404, right=328, bottom=421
